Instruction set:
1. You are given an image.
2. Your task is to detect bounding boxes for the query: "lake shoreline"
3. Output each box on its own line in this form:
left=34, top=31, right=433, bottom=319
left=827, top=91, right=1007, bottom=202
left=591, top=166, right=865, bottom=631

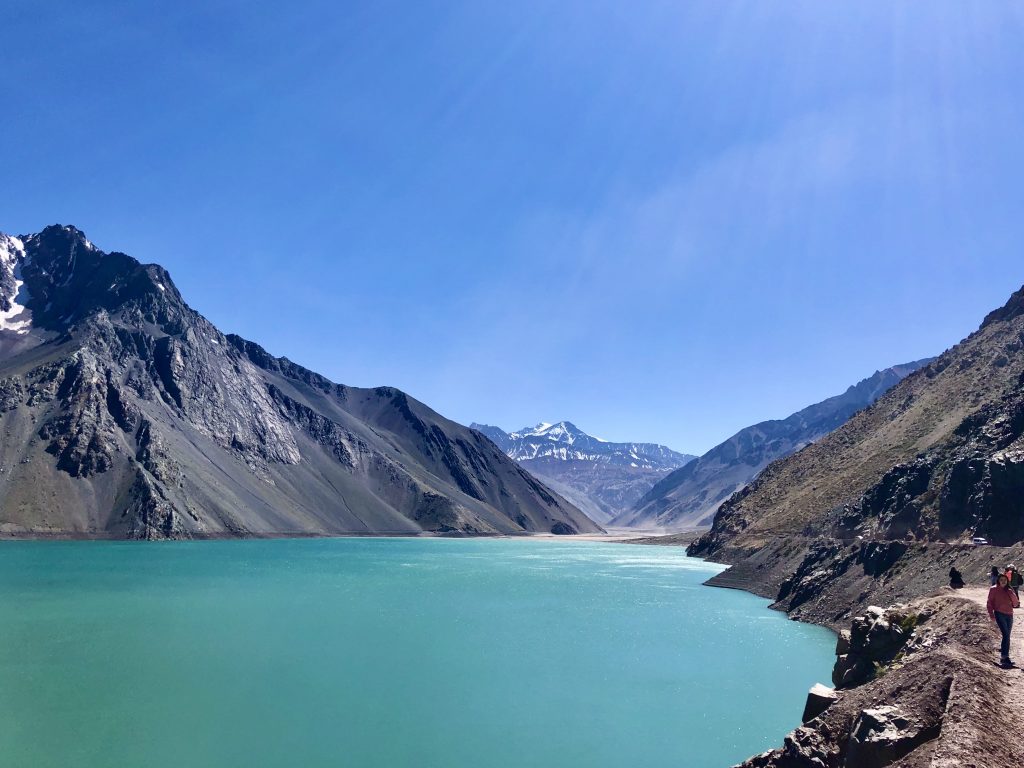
left=630, top=531, right=1024, bottom=767
left=0, top=529, right=654, bottom=542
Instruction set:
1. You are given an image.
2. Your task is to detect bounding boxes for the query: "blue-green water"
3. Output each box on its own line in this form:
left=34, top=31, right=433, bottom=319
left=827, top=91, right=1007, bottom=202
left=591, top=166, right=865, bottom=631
left=0, top=539, right=833, bottom=768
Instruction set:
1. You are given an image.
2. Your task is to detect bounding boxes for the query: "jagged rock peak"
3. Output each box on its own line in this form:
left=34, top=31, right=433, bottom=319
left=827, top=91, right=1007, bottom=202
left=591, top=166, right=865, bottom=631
left=980, top=284, right=1024, bottom=330
left=0, top=224, right=188, bottom=339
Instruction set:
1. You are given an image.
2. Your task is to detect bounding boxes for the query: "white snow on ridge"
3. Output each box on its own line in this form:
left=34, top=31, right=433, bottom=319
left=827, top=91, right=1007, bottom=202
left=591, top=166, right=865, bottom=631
left=493, top=416, right=692, bottom=470
left=0, top=235, right=32, bottom=335
left=0, top=234, right=25, bottom=267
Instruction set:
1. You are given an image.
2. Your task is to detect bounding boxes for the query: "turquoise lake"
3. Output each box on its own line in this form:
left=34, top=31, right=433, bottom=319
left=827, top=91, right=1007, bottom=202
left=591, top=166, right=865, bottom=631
left=0, top=538, right=834, bottom=768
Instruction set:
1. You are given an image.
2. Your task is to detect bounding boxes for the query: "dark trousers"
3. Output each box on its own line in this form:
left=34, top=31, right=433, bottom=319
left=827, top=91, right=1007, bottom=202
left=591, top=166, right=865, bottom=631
left=995, top=611, right=1014, bottom=660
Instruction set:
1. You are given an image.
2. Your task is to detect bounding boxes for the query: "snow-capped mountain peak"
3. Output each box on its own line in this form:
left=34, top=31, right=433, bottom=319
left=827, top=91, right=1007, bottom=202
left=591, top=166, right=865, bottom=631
left=470, top=420, right=697, bottom=524
left=510, top=421, right=585, bottom=444
left=471, top=421, right=694, bottom=470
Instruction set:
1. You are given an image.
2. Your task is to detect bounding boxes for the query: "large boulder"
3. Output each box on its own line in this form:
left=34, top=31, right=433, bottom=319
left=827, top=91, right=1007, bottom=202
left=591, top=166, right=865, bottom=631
left=831, top=606, right=915, bottom=689
left=845, top=705, right=940, bottom=768
left=801, top=683, right=838, bottom=724
left=832, top=653, right=873, bottom=688
left=835, top=629, right=851, bottom=656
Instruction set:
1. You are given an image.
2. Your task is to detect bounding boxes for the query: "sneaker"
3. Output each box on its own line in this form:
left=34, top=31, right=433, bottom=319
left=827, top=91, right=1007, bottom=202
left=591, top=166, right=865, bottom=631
left=1001, top=658, right=1016, bottom=668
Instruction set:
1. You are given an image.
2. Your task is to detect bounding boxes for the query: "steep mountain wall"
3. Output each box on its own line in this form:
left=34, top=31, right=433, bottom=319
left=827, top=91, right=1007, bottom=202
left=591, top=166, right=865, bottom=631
left=686, top=285, right=1024, bottom=621
left=0, top=225, right=599, bottom=538
left=619, top=361, right=931, bottom=531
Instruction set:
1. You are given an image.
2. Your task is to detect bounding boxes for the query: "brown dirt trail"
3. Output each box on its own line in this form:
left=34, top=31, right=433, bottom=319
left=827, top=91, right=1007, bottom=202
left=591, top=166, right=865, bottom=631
left=962, top=585, right=1024, bottom=666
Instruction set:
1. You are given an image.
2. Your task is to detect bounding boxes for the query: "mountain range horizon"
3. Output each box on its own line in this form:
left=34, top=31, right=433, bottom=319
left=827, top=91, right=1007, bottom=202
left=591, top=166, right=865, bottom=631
left=0, top=223, right=962, bottom=539
left=0, top=222, right=939, bottom=461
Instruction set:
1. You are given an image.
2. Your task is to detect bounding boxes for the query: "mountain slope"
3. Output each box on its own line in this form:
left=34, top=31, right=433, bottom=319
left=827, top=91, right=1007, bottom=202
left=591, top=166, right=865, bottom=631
left=472, top=421, right=695, bottom=523
left=0, top=225, right=599, bottom=539
left=616, top=360, right=932, bottom=530
left=686, top=283, right=1024, bottom=623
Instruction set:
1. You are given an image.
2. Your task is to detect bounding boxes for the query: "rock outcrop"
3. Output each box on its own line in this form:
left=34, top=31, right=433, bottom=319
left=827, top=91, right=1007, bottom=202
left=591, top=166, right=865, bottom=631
left=739, top=595, right=1020, bottom=768
left=0, top=225, right=600, bottom=539
left=831, top=605, right=916, bottom=688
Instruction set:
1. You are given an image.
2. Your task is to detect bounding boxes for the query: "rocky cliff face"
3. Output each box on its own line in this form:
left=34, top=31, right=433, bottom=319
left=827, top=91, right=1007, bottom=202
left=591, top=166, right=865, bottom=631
left=618, top=361, right=931, bottom=531
left=686, top=284, right=1024, bottom=622
left=471, top=421, right=694, bottom=523
left=0, top=225, right=600, bottom=539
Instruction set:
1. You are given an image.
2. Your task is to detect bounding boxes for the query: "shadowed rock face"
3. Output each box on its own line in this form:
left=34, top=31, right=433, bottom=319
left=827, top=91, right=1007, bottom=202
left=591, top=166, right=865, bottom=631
left=0, top=225, right=600, bottom=539
left=618, top=361, right=931, bottom=531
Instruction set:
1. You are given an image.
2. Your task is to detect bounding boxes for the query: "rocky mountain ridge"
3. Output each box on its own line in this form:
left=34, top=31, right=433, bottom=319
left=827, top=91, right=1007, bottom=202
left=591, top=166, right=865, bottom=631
left=471, top=421, right=695, bottom=523
left=472, top=421, right=693, bottom=469
left=0, top=225, right=599, bottom=539
left=689, top=285, right=1024, bottom=583
left=617, top=360, right=933, bottom=530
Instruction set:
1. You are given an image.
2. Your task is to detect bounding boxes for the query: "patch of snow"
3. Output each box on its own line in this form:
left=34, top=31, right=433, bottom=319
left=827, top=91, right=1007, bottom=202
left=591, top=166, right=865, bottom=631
left=0, top=264, right=32, bottom=334
left=0, top=234, right=25, bottom=267
left=0, top=235, right=31, bottom=334
left=210, top=337, right=219, bottom=345
left=156, top=283, right=166, bottom=292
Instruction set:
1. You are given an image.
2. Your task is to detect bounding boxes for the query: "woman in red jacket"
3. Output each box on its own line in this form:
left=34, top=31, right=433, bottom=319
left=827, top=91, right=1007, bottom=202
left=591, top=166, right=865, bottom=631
left=988, top=573, right=1020, bottom=667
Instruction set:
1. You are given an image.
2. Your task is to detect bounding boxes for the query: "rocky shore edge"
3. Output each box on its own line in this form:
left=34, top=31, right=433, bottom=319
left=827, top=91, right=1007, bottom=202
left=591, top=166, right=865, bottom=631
left=741, top=594, right=1019, bottom=768
left=631, top=535, right=1024, bottom=767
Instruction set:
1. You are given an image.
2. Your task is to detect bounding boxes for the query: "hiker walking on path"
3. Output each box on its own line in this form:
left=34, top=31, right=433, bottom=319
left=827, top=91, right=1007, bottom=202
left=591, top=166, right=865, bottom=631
left=991, top=566, right=1001, bottom=586
left=988, top=574, right=1020, bottom=668
left=1010, top=566, right=1023, bottom=598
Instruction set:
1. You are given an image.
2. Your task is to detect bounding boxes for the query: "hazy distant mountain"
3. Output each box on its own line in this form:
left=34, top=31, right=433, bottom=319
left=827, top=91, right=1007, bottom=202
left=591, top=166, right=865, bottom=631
left=0, top=225, right=599, bottom=538
left=471, top=421, right=695, bottom=524
left=615, top=360, right=933, bottom=530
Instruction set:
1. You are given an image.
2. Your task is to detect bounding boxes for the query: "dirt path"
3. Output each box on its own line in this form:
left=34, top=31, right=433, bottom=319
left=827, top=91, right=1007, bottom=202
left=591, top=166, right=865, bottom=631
left=962, top=586, right=1024, bottom=666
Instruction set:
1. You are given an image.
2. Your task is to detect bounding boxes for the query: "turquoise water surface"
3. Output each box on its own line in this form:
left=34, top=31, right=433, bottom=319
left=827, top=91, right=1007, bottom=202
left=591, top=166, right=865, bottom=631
left=0, top=538, right=833, bottom=768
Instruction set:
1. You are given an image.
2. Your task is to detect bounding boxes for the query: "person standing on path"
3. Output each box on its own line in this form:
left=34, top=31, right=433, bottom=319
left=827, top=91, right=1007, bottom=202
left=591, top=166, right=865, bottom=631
left=988, top=573, right=1020, bottom=668
left=991, top=566, right=1001, bottom=586
left=1011, top=566, right=1023, bottom=598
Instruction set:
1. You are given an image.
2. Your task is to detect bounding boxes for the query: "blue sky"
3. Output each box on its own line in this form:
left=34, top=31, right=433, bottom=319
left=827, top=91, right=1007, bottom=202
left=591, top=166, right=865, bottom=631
left=2, top=1, right=1023, bottom=454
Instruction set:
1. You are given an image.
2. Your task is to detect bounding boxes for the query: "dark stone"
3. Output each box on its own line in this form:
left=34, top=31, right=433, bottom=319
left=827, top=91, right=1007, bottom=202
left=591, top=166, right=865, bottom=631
left=801, top=683, right=837, bottom=724
left=845, top=706, right=940, bottom=768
